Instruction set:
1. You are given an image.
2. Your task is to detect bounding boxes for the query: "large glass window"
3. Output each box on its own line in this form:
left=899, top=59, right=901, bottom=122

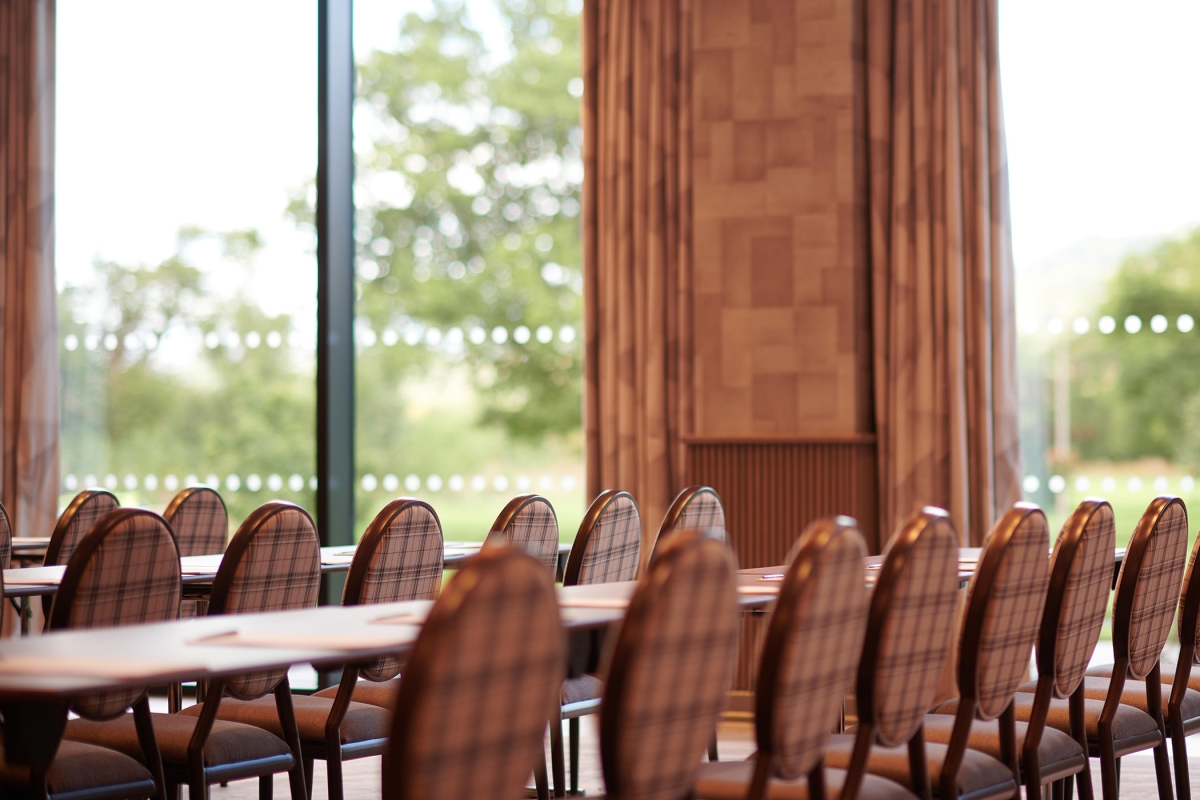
left=1003, top=0, right=1200, bottom=538
left=56, top=1, right=318, bottom=526
left=349, top=0, right=585, bottom=541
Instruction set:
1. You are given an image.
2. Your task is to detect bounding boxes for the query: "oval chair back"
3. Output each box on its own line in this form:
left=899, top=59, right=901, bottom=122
left=485, top=494, right=560, bottom=578
left=344, top=498, right=444, bottom=682
left=384, top=547, right=564, bottom=798
left=163, top=487, right=229, bottom=556
left=751, top=517, right=869, bottom=800
left=50, top=508, right=181, bottom=720
left=648, top=486, right=725, bottom=566
left=208, top=501, right=321, bottom=699
left=44, top=489, right=120, bottom=567
left=598, top=531, right=740, bottom=800
left=838, top=507, right=959, bottom=799
left=563, top=490, right=642, bottom=586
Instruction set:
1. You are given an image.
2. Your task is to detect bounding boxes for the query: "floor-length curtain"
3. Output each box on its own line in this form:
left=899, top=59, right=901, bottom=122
left=867, top=0, right=1021, bottom=545
left=582, top=0, right=692, bottom=544
left=0, top=0, right=59, bottom=540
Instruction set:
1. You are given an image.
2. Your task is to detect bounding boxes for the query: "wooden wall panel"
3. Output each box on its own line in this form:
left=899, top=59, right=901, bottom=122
left=687, top=436, right=877, bottom=693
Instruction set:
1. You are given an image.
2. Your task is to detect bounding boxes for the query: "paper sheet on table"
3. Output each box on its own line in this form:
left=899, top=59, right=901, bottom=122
left=0, top=655, right=195, bottom=679
left=321, top=555, right=355, bottom=565
left=371, top=613, right=427, bottom=625
left=557, top=597, right=629, bottom=609
left=190, top=630, right=409, bottom=650
left=5, top=574, right=64, bottom=585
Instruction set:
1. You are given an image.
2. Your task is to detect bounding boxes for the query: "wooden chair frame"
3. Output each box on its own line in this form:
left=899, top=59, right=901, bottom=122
left=647, top=486, right=724, bottom=568
left=1166, top=531, right=1200, bottom=800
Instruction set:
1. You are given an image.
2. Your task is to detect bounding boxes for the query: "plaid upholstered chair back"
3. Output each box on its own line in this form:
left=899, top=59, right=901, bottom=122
left=44, top=489, right=120, bottom=567
left=384, top=547, right=564, bottom=799
left=163, top=486, right=229, bottom=556
left=0, top=499, right=11, bottom=570
left=959, top=503, right=1051, bottom=720
left=860, top=507, right=959, bottom=747
left=209, top=501, right=321, bottom=698
left=759, top=517, right=868, bottom=780
left=1114, top=496, right=1188, bottom=679
left=345, top=498, right=444, bottom=681
left=485, top=494, right=560, bottom=577
left=563, top=490, right=642, bottom=586
left=50, top=509, right=181, bottom=719
left=599, top=531, right=740, bottom=800
left=1041, top=499, right=1117, bottom=699
left=649, top=487, right=726, bottom=565
left=1178, top=529, right=1200, bottom=652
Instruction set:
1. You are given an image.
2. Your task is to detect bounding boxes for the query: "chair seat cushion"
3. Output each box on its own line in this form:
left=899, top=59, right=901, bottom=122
left=920, top=713, right=1084, bottom=782
left=66, top=711, right=292, bottom=767
left=1077, top=666, right=1200, bottom=719
left=694, top=758, right=918, bottom=800
left=823, top=733, right=1016, bottom=800
left=179, top=694, right=390, bottom=745
left=935, top=689, right=1162, bottom=755
left=0, top=735, right=157, bottom=796
left=562, top=674, right=604, bottom=706
left=313, top=677, right=400, bottom=710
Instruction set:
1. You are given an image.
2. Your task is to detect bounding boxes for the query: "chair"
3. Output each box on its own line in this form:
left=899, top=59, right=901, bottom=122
left=0, top=525, right=162, bottom=800
left=933, top=499, right=1115, bottom=799
left=63, top=506, right=309, bottom=800
left=0, top=497, right=12, bottom=569
left=297, top=498, right=446, bottom=799
left=43, top=489, right=120, bottom=567
left=694, top=516, right=916, bottom=800
left=382, top=546, right=565, bottom=798
left=592, top=529, right=740, bottom=799
left=484, top=494, right=560, bottom=578
left=162, top=487, right=228, bottom=556
left=172, top=501, right=320, bottom=799
left=549, top=489, right=642, bottom=796
left=1024, top=495, right=1188, bottom=800
left=648, top=485, right=726, bottom=565
left=827, top=504, right=1049, bottom=800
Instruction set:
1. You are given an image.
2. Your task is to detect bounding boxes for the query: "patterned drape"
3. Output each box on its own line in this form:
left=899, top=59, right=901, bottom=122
left=582, top=0, right=693, bottom=543
left=1, top=0, right=59, bottom=540
left=866, top=0, right=1021, bottom=545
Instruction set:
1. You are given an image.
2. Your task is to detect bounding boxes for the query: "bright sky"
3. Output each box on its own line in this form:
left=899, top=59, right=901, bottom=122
left=1000, top=0, right=1200, bottom=271
left=57, top=1, right=1200, bottom=309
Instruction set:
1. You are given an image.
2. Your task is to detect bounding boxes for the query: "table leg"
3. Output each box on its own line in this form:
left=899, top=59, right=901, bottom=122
left=19, top=596, right=30, bottom=636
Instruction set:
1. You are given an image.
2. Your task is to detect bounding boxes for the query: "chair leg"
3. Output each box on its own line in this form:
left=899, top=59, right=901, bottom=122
left=1169, top=716, right=1190, bottom=800
left=550, top=719, right=566, bottom=798
left=569, top=717, right=580, bottom=795
left=534, top=747, right=550, bottom=800
left=327, top=751, right=345, bottom=800
left=1098, top=728, right=1118, bottom=800
left=259, top=774, right=274, bottom=800
left=303, top=757, right=314, bottom=800
left=1144, top=666, right=1174, bottom=800
left=708, top=734, right=719, bottom=762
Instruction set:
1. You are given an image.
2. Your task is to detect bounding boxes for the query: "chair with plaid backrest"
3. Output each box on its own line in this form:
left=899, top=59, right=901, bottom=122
left=648, top=486, right=726, bottom=566
left=163, top=487, right=228, bottom=556
left=44, top=489, right=120, bottom=568
left=68, top=504, right=314, bottom=800
left=485, top=494, right=560, bottom=578
left=1029, top=495, right=1188, bottom=800
left=1154, top=519, right=1200, bottom=800
left=694, top=516, right=918, bottom=800
left=546, top=490, right=642, bottom=796
left=593, top=529, right=739, bottom=800
left=172, top=501, right=320, bottom=800
left=932, top=499, right=1116, bottom=799
left=300, top=498, right=445, bottom=799
left=825, top=505, right=1038, bottom=800
left=382, top=547, right=565, bottom=799
left=0, top=510, right=168, bottom=800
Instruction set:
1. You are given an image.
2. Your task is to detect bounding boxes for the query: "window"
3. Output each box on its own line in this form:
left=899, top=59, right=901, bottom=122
left=56, top=1, right=318, bottom=525
left=1003, top=0, right=1200, bottom=538
left=350, top=0, right=585, bottom=539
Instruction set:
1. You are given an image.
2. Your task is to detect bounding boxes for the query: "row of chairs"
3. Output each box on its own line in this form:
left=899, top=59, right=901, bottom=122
left=0, top=485, right=729, bottom=799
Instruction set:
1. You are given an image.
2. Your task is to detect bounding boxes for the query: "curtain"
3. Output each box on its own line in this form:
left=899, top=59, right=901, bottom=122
left=866, top=0, right=1021, bottom=546
left=582, top=0, right=693, bottom=544
left=0, top=0, right=59, bottom=540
